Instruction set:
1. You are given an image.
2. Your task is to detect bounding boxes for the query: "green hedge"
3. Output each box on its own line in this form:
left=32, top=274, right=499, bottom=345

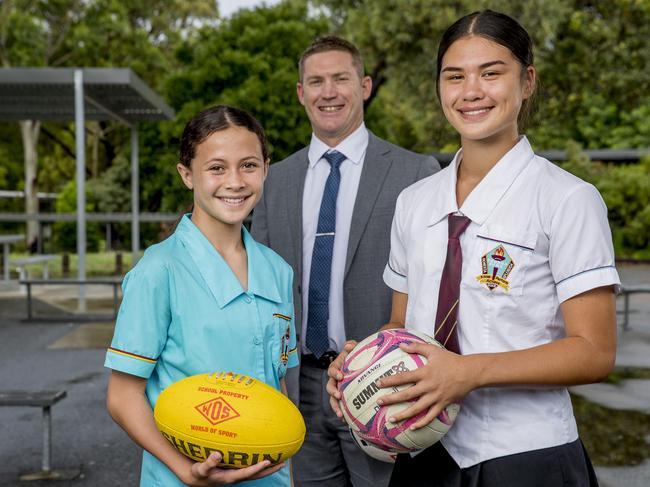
left=52, top=180, right=102, bottom=252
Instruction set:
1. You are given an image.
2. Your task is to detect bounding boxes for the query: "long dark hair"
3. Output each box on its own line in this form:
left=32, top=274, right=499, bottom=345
left=436, top=10, right=537, bottom=128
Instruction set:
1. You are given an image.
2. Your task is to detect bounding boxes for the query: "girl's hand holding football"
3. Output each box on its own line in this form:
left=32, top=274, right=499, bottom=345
left=183, top=452, right=284, bottom=486
left=376, top=341, right=475, bottom=430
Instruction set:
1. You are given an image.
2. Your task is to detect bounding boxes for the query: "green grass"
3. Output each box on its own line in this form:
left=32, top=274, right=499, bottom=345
left=604, top=367, right=650, bottom=385
left=8, top=251, right=137, bottom=278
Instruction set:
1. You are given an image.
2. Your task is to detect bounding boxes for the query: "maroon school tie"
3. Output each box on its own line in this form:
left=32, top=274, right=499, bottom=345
left=434, top=214, right=471, bottom=354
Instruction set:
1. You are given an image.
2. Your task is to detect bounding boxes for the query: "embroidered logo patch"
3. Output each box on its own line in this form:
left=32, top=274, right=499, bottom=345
left=476, top=244, right=514, bottom=291
left=280, top=324, right=291, bottom=365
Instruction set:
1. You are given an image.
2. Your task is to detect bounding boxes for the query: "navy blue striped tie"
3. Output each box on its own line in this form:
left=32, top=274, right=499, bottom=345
left=306, top=150, right=346, bottom=358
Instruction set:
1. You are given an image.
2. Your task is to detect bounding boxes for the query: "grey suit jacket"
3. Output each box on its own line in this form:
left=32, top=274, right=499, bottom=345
left=251, top=131, right=439, bottom=402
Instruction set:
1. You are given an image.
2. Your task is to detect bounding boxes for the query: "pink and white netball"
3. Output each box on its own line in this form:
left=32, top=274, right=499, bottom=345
left=338, top=329, right=459, bottom=453
left=349, top=427, right=397, bottom=463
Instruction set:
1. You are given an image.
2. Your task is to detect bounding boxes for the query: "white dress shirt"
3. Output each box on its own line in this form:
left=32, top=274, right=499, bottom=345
left=302, top=123, right=369, bottom=354
left=383, top=136, right=620, bottom=467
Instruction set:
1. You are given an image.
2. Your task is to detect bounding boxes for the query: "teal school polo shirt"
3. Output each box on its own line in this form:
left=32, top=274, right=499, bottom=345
left=105, top=215, right=298, bottom=487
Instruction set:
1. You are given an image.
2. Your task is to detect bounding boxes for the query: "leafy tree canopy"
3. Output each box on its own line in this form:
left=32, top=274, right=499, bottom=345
left=315, top=0, right=650, bottom=152
left=140, top=1, right=328, bottom=215
left=1, top=0, right=649, bottom=254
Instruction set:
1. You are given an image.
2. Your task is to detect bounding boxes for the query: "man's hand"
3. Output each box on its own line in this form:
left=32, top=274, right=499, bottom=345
left=325, top=340, right=357, bottom=419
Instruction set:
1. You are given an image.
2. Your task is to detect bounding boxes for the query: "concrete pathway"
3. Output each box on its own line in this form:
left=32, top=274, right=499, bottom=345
left=0, top=289, right=139, bottom=486
left=596, top=458, right=650, bottom=487
left=572, top=379, right=650, bottom=414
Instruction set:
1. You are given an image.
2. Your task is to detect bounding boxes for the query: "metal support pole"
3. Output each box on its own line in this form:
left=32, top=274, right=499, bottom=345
left=2, top=242, right=8, bottom=281
left=74, top=69, right=86, bottom=311
left=37, top=221, right=43, bottom=254
left=42, top=405, right=52, bottom=472
left=131, top=126, right=139, bottom=266
left=26, top=283, right=32, bottom=320
left=113, top=283, right=118, bottom=319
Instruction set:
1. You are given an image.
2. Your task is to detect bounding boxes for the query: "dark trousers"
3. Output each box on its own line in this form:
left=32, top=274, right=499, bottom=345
left=388, top=439, right=599, bottom=487
left=292, top=362, right=393, bottom=487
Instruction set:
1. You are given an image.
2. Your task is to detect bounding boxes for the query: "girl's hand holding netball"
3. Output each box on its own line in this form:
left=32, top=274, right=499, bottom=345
left=375, top=341, right=475, bottom=430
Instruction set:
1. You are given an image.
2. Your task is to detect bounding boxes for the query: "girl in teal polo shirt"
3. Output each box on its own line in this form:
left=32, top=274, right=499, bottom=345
left=105, top=105, right=298, bottom=486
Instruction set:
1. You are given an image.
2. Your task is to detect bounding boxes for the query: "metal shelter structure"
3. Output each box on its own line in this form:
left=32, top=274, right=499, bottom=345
left=0, top=68, right=174, bottom=307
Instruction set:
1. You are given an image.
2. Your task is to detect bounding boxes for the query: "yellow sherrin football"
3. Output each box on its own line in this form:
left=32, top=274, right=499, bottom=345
left=154, top=372, right=305, bottom=468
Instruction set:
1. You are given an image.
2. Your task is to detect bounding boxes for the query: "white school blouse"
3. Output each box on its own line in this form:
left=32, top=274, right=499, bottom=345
left=383, top=137, right=620, bottom=468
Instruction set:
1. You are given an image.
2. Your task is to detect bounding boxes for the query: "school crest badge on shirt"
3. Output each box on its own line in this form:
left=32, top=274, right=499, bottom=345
left=280, top=324, right=291, bottom=365
left=476, top=244, right=514, bottom=291
left=274, top=313, right=292, bottom=365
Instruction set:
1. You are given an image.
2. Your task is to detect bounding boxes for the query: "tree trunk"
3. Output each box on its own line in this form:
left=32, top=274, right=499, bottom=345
left=20, top=120, right=42, bottom=252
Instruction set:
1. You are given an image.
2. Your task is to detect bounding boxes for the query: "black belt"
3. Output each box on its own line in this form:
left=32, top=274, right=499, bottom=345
left=301, top=351, right=338, bottom=369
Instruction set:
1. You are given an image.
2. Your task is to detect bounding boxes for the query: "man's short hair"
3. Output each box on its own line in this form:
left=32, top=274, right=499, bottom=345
left=298, top=35, right=365, bottom=81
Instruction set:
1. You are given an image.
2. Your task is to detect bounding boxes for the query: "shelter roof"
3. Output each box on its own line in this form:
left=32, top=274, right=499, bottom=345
left=0, top=68, right=174, bottom=123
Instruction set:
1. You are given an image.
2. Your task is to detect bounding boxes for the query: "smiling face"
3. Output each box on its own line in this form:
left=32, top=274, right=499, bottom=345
left=297, top=50, right=372, bottom=147
left=177, top=126, right=268, bottom=232
left=439, top=36, right=535, bottom=146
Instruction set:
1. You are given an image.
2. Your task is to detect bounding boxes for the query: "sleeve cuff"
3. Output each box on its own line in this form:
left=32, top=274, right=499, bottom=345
left=104, top=347, right=157, bottom=379
left=287, top=347, right=299, bottom=369
left=383, top=264, right=408, bottom=293
left=556, top=266, right=621, bottom=303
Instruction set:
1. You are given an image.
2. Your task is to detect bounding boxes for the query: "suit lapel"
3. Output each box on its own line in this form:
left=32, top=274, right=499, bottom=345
left=344, top=132, right=393, bottom=277
left=288, top=148, right=309, bottom=276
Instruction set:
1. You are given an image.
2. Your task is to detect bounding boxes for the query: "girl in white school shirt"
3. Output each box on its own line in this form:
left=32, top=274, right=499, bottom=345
left=328, top=9, right=619, bottom=487
left=106, top=105, right=297, bottom=486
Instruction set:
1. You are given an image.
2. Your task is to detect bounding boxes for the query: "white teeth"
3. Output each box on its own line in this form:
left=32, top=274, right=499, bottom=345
left=221, top=197, right=246, bottom=204
left=463, top=108, right=490, bottom=115
left=320, top=106, right=342, bottom=112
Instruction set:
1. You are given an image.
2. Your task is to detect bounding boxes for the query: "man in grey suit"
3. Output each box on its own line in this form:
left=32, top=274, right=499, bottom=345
left=251, top=36, right=439, bottom=486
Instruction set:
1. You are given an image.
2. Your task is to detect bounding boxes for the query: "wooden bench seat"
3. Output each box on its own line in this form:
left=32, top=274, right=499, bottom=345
left=10, top=254, right=56, bottom=280
left=19, top=277, right=123, bottom=322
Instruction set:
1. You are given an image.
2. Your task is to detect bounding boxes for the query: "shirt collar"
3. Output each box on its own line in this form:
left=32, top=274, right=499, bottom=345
left=176, top=215, right=282, bottom=308
left=427, top=136, right=535, bottom=226
left=307, top=122, right=369, bottom=168
left=427, top=163, right=459, bottom=226
left=242, top=226, right=282, bottom=304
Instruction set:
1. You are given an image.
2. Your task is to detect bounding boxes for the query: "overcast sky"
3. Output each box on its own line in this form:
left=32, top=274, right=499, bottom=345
left=219, top=0, right=282, bottom=18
